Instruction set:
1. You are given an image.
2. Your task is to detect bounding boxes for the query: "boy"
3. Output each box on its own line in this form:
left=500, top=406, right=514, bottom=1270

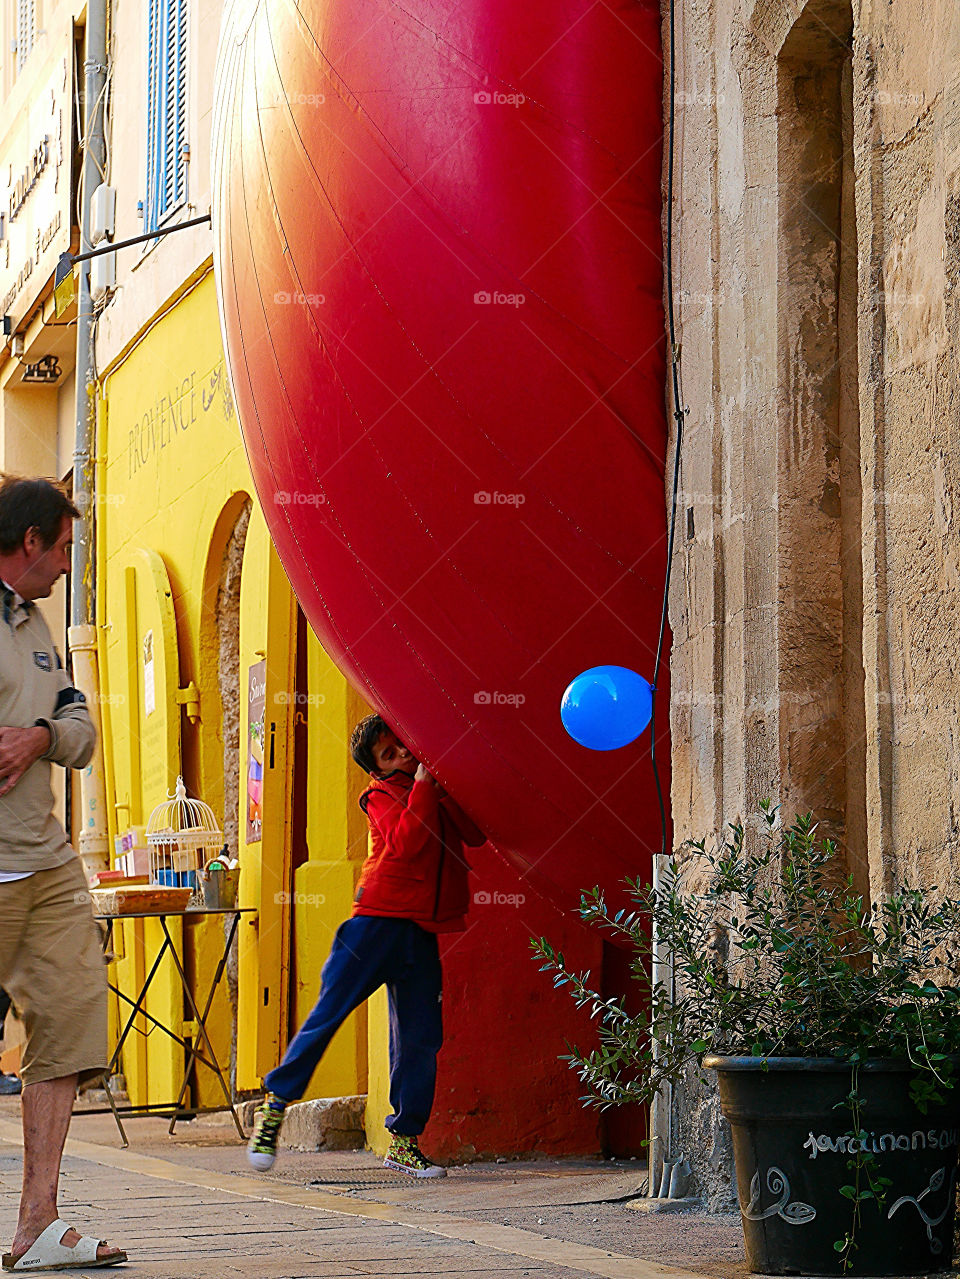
left=248, top=714, right=485, bottom=1177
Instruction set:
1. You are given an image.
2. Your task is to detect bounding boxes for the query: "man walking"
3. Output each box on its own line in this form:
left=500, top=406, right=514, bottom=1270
left=0, top=476, right=126, bottom=1271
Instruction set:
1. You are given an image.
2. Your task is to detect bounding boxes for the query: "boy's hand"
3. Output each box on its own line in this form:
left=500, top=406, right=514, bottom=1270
left=414, top=763, right=443, bottom=792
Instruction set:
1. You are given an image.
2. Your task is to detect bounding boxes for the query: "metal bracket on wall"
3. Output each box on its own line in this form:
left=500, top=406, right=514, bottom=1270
left=176, top=682, right=200, bottom=722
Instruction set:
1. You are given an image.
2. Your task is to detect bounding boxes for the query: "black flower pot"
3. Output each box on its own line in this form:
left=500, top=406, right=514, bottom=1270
left=704, top=1056, right=960, bottom=1276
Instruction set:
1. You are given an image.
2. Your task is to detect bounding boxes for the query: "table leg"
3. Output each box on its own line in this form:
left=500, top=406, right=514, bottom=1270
left=95, top=922, right=130, bottom=1148
left=97, top=1071, right=130, bottom=1149
left=161, top=915, right=244, bottom=1138
left=99, top=920, right=173, bottom=1145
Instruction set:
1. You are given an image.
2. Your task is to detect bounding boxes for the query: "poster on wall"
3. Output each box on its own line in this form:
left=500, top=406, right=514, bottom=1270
left=246, top=660, right=266, bottom=843
left=143, top=630, right=155, bottom=717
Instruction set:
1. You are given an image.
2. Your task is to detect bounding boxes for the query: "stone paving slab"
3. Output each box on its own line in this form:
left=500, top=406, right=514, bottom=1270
left=320, top=1170, right=648, bottom=1211
left=0, top=1117, right=719, bottom=1279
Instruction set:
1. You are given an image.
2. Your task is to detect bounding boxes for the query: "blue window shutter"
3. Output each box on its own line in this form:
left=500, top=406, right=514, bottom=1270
left=175, top=0, right=187, bottom=204
left=145, top=0, right=187, bottom=232
left=17, top=0, right=34, bottom=72
left=145, top=0, right=159, bottom=230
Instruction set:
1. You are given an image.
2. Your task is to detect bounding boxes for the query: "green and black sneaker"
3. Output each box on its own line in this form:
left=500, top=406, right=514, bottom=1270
left=248, top=1094, right=287, bottom=1171
left=383, top=1132, right=447, bottom=1178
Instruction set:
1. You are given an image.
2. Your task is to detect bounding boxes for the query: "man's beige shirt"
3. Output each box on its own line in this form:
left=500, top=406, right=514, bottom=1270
left=0, top=594, right=95, bottom=873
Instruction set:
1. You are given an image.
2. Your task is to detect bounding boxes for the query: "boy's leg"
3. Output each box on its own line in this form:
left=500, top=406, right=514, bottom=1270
left=0, top=986, right=18, bottom=1093
left=265, top=917, right=399, bottom=1102
left=384, top=925, right=443, bottom=1137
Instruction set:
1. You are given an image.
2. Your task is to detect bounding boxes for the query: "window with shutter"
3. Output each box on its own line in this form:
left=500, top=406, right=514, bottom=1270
left=145, top=0, right=188, bottom=233
left=16, top=0, right=34, bottom=72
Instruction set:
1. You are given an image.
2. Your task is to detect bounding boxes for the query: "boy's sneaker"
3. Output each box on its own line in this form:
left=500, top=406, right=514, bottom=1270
left=0, top=1072, right=21, bottom=1095
left=384, top=1133, right=447, bottom=1178
left=248, top=1095, right=287, bottom=1170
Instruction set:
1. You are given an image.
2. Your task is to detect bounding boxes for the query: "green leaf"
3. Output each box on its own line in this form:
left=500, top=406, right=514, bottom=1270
left=533, top=804, right=960, bottom=1163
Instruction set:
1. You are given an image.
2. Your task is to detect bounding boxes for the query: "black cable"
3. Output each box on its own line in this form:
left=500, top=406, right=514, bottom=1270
left=68, top=213, right=212, bottom=264
left=649, top=0, right=685, bottom=861
left=645, top=0, right=686, bottom=1183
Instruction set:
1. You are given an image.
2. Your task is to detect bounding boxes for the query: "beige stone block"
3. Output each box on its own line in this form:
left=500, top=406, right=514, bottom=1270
left=241, top=1095, right=366, bottom=1151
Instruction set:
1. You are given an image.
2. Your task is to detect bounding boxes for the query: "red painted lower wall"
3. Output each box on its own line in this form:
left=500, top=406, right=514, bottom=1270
left=425, top=845, right=642, bottom=1161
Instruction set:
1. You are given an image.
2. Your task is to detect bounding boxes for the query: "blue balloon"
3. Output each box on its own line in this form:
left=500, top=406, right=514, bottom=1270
left=560, top=665, right=653, bottom=751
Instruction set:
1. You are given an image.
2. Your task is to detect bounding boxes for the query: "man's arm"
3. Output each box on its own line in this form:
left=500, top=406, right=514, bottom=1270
left=34, top=662, right=96, bottom=771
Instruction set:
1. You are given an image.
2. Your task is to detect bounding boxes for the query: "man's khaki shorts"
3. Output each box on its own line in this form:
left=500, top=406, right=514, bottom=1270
left=0, top=857, right=107, bottom=1086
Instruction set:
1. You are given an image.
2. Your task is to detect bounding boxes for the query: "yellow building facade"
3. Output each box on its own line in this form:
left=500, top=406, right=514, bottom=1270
left=95, top=265, right=381, bottom=1116
left=0, top=0, right=407, bottom=1149
left=0, top=0, right=82, bottom=1078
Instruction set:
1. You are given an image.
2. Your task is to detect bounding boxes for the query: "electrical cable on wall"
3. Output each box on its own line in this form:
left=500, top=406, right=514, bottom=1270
left=646, top=0, right=687, bottom=1199
left=650, top=0, right=686, bottom=862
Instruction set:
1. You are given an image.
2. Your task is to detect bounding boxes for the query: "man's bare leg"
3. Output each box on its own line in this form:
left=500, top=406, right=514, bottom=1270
left=8, top=1075, right=122, bottom=1263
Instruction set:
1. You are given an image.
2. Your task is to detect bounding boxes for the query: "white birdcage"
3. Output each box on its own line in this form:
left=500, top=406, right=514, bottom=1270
left=145, top=776, right=223, bottom=907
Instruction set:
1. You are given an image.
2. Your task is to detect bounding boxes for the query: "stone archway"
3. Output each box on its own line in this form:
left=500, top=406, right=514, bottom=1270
left=199, top=492, right=253, bottom=1093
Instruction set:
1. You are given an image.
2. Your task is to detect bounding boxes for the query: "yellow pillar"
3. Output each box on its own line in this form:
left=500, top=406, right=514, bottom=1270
left=364, top=986, right=392, bottom=1154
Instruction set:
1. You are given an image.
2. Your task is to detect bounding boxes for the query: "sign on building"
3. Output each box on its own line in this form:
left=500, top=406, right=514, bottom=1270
left=0, top=45, right=72, bottom=331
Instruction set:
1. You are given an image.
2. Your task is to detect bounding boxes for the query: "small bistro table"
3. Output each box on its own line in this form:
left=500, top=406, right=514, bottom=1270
left=86, top=905, right=255, bottom=1148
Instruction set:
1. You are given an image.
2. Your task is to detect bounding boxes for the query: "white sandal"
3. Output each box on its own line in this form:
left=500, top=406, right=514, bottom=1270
left=1, top=1219, right=127, bottom=1270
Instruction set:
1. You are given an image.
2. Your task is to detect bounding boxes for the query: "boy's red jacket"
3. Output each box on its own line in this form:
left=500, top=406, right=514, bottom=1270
left=353, top=771, right=485, bottom=932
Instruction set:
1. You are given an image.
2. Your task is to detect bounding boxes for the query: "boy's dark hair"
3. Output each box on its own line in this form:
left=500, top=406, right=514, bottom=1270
left=0, top=476, right=80, bottom=553
left=350, top=713, right=389, bottom=774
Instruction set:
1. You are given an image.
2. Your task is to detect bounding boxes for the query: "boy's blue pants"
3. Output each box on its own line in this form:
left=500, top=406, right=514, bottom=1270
left=264, top=916, right=442, bottom=1137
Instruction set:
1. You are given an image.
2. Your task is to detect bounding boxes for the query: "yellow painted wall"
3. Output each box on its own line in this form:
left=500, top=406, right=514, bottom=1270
left=97, top=265, right=372, bottom=1117
left=365, top=986, right=392, bottom=1154
left=97, top=267, right=251, bottom=832
left=97, top=267, right=282, bottom=1104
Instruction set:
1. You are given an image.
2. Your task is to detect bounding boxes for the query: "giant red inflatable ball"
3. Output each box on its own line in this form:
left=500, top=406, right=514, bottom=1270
left=212, top=0, right=669, bottom=912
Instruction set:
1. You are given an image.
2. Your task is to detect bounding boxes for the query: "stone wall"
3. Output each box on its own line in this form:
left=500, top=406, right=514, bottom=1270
left=216, top=498, right=251, bottom=1094
left=667, top=0, right=960, bottom=1198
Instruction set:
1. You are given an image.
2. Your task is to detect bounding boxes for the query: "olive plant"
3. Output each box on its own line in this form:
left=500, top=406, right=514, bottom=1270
left=533, top=804, right=960, bottom=1268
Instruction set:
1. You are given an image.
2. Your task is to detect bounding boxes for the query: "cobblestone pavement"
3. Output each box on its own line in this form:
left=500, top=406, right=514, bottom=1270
left=0, top=1104, right=740, bottom=1278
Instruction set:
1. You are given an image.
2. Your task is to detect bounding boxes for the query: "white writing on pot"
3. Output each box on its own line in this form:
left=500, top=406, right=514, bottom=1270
left=803, top=1129, right=960, bottom=1160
